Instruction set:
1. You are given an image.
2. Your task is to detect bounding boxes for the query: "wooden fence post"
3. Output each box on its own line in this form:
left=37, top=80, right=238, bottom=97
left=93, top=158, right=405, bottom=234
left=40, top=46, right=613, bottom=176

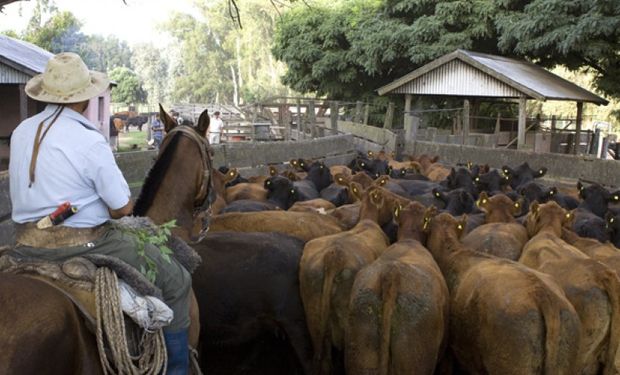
left=330, top=101, right=339, bottom=135
left=308, top=100, right=316, bottom=138
left=383, top=102, right=394, bottom=129
left=354, top=101, right=363, bottom=123
left=363, top=103, right=370, bottom=125
left=296, top=99, right=303, bottom=140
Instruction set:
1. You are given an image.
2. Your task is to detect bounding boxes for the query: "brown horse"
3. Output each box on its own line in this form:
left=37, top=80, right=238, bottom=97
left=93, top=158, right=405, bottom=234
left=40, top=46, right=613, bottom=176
left=134, top=105, right=314, bottom=374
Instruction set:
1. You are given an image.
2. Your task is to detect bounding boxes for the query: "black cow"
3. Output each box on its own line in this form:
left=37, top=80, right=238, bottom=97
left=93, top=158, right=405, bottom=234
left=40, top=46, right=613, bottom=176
left=474, top=169, right=511, bottom=194
left=193, top=232, right=313, bottom=375
left=265, top=176, right=300, bottom=209
left=432, top=188, right=478, bottom=216
left=502, top=162, right=547, bottom=189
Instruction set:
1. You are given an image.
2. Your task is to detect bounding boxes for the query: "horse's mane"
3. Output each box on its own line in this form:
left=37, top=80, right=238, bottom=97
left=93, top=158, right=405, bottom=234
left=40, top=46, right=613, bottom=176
left=133, top=132, right=183, bottom=216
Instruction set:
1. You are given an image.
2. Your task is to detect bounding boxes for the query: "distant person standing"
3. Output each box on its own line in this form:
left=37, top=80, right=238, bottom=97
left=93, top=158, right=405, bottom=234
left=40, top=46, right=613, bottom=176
left=151, top=114, right=164, bottom=149
left=209, top=111, right=223, bottom=144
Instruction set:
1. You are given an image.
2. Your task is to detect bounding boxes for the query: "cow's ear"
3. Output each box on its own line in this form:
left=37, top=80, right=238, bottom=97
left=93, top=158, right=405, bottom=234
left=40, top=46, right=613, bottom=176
left=476, top=191, right=489, bottom=207
left=609, top=190, right=620, bottom=203
left=530, top=201, right=540, bottom=214
left=563, top=209, right=576, bottom=227
left=264, top=178, right=273, bottom=190
left=393, top=204, right=401, bottom=220
left=268, top=165, right=278, bottom=176
left=159, top=103, right=177, bottom=132
left=375, top=175, right=389, bottom=186
left=513, top=198, right=525, bottom=216
left=422, top=206, right=436, bottom=232
left=225, top=168, right=238, bottom=183
left=196, top=108, right=210, bottom=137
left=433, top=188, right=445, bottom=202
left=367, top=150, right=374, bottom=158
left=456, top=215, right=467, bottom=237
left=334, top=173, right=348, bottom=186
left=537, top=167, right=548, bottom=178
left=605, top=212, right=616, bottom=230
left=368, top=188, right=384, bottom=208
left=502, top=165, right=512, bottom=176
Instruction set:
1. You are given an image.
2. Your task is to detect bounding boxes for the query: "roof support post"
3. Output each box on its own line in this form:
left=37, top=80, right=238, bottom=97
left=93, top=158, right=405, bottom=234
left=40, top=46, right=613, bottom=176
left=330, top=101, right=339, bottom=136
left=404, top=94, right=412, bottom=140
left=517, top=96, right=527, bottom=149
left=462, top=99, right=470, bottom=145
left=573, top=101, right=583, bottom=154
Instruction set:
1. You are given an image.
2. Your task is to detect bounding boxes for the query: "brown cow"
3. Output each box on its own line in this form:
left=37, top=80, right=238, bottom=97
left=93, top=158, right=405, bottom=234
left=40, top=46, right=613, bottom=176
left=211, top=167, right=240, bottom=214
left=225, top=182, right=268, bottom=203
left=521, top=201, right=620, bottom=375
left=425, top=212, right=581, bottom=374
left=288, top=198, right=336, bottom=213
left=300, top=187, right=392, bottom=374
left=327, top=203, right=361, bottom=230
left=208, top=210, right=344, bottom=242
left=460, top=192, right=528, bottom=260
left=346, top=202, right=449, bottom=375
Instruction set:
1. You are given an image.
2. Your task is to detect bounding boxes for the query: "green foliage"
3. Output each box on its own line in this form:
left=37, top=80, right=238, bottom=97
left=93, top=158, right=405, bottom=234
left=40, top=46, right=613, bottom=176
left=23, top=10, right=87, bottom=54
left=496, top=0, right=620, bottom=98
left=162, top=0, right=293, bottom=105
left=109, top=67, right=147, bottom=105
left=127, top=220, right=176, bottom=284
left=274, top=0, right=620, bottom=103
left=131, top=43, right=169, bottom=105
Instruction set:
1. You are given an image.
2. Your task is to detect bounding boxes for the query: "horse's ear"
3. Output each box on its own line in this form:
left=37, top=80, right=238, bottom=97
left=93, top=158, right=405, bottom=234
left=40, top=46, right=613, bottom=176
left=159, top=104, right=177, bottom=132
left=196, top=109, right=210, bottom=137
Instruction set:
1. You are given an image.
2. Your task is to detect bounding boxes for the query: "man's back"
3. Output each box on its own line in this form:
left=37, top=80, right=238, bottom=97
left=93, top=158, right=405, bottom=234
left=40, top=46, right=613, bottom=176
left=10, top=104, right=130, bottom=228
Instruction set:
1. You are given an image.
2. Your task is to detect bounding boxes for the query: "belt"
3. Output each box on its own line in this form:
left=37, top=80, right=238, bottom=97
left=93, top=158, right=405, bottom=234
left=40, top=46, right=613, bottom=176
left=15, top=223, right=108, bottom=249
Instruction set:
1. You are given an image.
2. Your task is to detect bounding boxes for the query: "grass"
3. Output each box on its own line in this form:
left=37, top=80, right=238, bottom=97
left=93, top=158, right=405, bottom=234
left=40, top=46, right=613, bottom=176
left=118, top=129, right=150, bottom=152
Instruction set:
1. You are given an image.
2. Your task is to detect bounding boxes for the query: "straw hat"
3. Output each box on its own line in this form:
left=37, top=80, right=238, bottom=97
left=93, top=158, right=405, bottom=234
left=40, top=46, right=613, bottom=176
left=25, top=52, right=110, bottom=104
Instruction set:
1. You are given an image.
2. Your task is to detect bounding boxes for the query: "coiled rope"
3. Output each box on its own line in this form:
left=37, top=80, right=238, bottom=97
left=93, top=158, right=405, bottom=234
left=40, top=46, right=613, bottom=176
left=95, top=267, right=167, bottom=375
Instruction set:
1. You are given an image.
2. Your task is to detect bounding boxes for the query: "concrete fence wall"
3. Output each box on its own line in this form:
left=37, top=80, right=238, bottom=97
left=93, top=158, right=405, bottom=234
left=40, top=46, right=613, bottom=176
left=408, top=140, right=620, bottom=187
left=0, top=134, right=358, bottom=245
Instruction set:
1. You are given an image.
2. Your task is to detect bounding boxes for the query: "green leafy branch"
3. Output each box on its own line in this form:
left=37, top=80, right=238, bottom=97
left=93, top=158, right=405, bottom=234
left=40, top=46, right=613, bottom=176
left=127, top=220, right=176, bottom=283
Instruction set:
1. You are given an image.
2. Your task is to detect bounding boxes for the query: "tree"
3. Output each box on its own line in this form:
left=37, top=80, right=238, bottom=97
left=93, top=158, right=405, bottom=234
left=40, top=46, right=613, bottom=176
left=22, top=10, right=88, bottom=55
left=496, top=0, right=620, bottom=98
left=131, top=43, right=169, bottom=105
left=109, top=67, right=147, bottom=104
left=84, top=35, right=133, bottom=73
left=162, top=0, right=292, bottom=105
left=273, top=0, right=620, bottom=102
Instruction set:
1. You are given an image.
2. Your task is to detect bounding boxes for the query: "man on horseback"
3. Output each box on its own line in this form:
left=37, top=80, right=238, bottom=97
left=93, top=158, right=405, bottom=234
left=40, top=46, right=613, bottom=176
left=9, top=52, right=192, bottom=374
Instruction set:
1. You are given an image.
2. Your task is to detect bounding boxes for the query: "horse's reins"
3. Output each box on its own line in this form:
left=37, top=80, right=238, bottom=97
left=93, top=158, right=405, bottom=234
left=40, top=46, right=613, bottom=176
left=158, top=125, right=215, bottom=239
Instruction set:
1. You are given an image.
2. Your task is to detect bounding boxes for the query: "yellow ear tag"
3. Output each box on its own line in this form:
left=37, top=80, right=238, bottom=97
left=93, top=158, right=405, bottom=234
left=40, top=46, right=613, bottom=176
left=611, top=218, right=615, bottom=223
left=539, top=169, right=543, bottom=174
left=266, top=180, right=271, bottom=185
left=353, top=187, right=358, bottom=193
left=361, top=163, right=365, bottom=167
left=381, top=179, right=385, bottom=184
left=475, top=177, right=479, bottom=182
left=290, top=189, right=295, bottom=194
left=615, top=196, right=619, bottom=201
left=457, top=224, right=463, bottom=230
left=549, top=190, right=554, bottom=195
left=504, top=176, right=509, bottom=180
left=338, top=177, right=343, bottom=182
left=503, top=169, right=508, bottom=174
left=514, top=202, right=520, bottom=208
left=482, top=199, right=488, bottom=204
left=565, top=213, right=571, bottom=219
left=423, top=219, right=429, bottom=230
left=435, top=192, right=440, bottom=198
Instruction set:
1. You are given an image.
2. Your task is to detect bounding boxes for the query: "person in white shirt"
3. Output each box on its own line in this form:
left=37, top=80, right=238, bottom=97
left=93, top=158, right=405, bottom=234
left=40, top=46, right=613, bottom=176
left=209, top=111, right=223, bottom=144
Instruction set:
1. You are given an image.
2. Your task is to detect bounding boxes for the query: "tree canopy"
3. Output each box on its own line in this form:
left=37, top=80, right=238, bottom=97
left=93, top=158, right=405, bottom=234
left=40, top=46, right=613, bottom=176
left=273, top=0, right=620, bottom=101
left=108, top=67, right=147, bottom=105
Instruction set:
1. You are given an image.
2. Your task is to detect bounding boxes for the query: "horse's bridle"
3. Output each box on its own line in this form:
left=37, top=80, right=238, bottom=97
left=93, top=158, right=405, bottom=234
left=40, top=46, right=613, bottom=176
left=158, top=125, right=216, bottom=242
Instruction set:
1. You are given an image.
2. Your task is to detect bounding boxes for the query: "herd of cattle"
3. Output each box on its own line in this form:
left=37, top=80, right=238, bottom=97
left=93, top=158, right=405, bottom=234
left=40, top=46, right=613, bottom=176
left=200, top=150, right=620, bottom=375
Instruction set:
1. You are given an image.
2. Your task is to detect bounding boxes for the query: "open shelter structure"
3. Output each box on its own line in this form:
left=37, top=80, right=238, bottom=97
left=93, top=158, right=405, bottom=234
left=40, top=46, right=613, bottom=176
left=377, top=49, right=609, bottom=153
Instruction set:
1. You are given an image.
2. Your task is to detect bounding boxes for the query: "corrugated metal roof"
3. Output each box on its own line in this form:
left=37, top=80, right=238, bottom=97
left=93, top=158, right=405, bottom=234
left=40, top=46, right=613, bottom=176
left=0, top=62, right=31, bottom=84
left=378, top=49, right=609, bottom=105
left=0, top=35, right=52, bottom=77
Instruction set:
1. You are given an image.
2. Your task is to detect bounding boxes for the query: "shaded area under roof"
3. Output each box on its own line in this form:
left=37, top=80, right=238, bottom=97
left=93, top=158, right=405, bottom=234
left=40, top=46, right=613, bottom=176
left=377, top=49, right=609, bottom=105
left=0, top=34, right=52, bottom=77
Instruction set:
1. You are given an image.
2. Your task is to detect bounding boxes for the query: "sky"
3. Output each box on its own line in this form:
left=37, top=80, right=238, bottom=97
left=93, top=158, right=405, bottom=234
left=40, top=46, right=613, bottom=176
left=0, top=0, right=197, bottom=44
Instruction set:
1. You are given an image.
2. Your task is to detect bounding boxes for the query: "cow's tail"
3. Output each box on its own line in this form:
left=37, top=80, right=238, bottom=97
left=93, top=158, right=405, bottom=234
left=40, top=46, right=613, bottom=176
left=379, top=263, right=400, bottom=375
left=536, top=283, right=573, bottom=374
left=317, top=248, right=343, bottom=372
left=599, top=267, right=620, bottom=375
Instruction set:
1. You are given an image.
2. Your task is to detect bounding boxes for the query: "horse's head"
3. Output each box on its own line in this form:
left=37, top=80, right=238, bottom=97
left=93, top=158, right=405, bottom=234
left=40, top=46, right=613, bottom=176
left=135, top=105, right=215, bottom=243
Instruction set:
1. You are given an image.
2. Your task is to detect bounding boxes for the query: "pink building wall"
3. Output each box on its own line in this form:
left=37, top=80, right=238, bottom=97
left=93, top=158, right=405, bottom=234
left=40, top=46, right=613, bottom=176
left=84, top=85, right=112, bottom=141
